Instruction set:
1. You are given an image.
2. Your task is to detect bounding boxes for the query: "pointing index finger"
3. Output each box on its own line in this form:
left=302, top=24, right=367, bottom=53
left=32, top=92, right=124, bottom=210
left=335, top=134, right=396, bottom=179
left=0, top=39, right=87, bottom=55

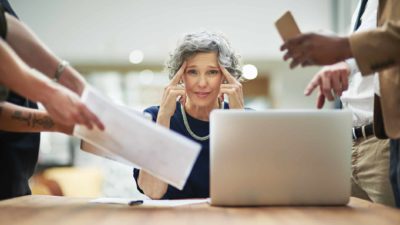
left=171, top=61, right=187, bottom=85
left=304, top=76, right=320, bottom=96
left=219, top=63, right=236, bottom=84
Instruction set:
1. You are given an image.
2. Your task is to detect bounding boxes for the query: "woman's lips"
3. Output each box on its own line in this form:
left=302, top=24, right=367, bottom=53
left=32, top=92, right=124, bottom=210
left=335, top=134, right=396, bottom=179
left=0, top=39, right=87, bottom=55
left=195, top=92, right=211, bottom=98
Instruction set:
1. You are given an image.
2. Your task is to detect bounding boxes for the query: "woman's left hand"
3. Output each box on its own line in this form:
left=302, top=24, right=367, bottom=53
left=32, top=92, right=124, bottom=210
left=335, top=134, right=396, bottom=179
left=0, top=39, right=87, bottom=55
left=219, top=64, right=244, bottom=109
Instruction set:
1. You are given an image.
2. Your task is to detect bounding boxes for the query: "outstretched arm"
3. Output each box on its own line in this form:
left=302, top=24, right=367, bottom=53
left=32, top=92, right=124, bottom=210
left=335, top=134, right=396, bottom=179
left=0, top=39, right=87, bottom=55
left=5, top=12, right=85, bottom=95
left=0, top=102, right=72, bottom=134
left=280, top=20, right=400, bottom=71
left=0, top=38, right=104, bottom=130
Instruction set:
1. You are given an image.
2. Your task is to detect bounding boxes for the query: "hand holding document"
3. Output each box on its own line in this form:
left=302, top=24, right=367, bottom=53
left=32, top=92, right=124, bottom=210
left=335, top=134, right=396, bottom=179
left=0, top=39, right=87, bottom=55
left=73, top=86, right=201, bottom=190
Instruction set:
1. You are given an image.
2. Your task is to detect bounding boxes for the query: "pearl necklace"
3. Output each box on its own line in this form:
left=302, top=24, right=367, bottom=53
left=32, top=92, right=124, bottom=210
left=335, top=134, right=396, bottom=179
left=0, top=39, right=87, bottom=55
left=180, top=101, right=225, bottom=141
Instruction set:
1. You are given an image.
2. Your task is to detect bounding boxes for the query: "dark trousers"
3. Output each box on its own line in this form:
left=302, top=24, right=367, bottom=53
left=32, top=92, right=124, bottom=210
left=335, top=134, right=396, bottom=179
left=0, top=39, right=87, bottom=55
left=390, top=139, right=400, bottom=207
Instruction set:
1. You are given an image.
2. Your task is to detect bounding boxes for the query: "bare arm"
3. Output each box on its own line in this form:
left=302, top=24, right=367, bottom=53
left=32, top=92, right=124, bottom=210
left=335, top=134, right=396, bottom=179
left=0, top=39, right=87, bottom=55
left=0, top=102, right=72, bottom=134
left=5, top=13, right=85, bottom=95
left=0, top=37, right=56, bottom=104
left=0, top=38, right=104, bottom=130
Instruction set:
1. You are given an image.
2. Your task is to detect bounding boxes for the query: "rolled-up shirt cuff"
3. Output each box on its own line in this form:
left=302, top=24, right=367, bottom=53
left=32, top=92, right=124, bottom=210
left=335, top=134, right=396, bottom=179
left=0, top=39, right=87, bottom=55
left=345, top=58, right=359, bottom=78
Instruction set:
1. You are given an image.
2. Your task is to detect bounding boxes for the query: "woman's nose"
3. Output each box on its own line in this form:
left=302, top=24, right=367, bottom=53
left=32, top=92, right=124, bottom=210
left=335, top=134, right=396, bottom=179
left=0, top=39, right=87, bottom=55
left=197, top=75, right=208, bottom=87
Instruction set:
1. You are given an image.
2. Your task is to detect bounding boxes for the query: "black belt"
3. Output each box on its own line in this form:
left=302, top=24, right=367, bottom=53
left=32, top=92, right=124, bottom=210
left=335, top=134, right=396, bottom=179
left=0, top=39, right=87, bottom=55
left=352, top=123, right=374, bottom=140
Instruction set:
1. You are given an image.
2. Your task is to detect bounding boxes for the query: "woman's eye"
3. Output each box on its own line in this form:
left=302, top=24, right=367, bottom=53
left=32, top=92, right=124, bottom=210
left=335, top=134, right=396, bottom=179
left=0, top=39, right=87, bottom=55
left=208, top=70, right=220, bottom=75
left=187, top=70, right=197, bottom=75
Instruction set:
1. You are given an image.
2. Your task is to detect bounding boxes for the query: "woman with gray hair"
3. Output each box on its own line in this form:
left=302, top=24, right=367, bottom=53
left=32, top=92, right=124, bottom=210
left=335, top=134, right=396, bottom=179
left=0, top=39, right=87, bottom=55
left=133, top=30, right=245, bottom=199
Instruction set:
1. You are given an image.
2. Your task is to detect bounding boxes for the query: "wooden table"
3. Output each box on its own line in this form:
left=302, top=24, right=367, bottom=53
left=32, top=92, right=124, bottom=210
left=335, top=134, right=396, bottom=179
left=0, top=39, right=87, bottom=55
left=0, top=195, right=399, bottom=225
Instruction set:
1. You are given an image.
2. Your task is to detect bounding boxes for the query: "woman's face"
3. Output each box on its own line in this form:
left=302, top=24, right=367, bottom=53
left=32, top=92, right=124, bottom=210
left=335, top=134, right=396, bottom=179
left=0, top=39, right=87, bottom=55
left=182, top=52, right=223, bottom=108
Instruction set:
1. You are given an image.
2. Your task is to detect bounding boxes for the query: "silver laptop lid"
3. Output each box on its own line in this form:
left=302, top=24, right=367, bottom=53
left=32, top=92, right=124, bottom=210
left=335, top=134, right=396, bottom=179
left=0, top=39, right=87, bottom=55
left=210, top=110, right=352, bottom=206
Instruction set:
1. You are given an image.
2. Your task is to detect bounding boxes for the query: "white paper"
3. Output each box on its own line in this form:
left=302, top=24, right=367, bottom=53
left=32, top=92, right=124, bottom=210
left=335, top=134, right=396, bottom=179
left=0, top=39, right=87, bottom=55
left=142, top=199, right=209, bottom=207
left=89, top=197, right=140, bottom=205
left=74, top=86, right=201, bottom=190
left=89, top=197, right=209, bottom=207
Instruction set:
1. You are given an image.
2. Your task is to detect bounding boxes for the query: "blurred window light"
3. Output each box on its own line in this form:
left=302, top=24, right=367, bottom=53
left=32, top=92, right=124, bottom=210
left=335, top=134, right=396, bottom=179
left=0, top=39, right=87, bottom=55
left=129, top=50, right=144, bottom=64
left=139, top=69, right=154, bottom=85
left=242, top=64, right=258, bottom=80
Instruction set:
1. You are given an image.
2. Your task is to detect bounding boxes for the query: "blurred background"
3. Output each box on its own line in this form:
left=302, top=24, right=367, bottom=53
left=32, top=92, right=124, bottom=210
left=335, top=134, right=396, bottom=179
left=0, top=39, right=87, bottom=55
left=10, top=0, right=359, bottom=198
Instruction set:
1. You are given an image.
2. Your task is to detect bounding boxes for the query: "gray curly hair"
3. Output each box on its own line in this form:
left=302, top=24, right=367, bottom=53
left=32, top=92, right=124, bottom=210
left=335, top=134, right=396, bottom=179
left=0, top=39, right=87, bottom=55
left=165, top=31, right=242, bottom=80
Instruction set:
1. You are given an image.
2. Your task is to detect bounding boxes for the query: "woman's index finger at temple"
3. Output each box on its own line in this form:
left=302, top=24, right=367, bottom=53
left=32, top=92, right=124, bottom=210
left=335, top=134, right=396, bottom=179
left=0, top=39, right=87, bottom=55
left=171, top=62, right=187, bottom=85
left=219, top=63, right=236, bottom=83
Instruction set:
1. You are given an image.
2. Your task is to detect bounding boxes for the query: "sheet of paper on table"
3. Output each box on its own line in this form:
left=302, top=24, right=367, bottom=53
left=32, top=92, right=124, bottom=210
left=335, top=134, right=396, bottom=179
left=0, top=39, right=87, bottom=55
left=73, top=86, right=201, bottom=190
left=89, top=197, right=209, bottom=207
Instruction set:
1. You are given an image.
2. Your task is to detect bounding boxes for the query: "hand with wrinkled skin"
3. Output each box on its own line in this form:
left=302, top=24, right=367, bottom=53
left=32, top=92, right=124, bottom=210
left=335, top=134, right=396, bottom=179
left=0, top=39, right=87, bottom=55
left=158, top=62, right=187, bottom=119
left=218, top=64, right=244, bottom=109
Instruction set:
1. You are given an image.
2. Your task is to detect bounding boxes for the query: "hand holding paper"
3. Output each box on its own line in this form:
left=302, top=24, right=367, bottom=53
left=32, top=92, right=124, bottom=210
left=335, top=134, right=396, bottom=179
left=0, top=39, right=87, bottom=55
left=74, top=86, right=201, bottom=190
left=277, top=11, right=352, bottom=68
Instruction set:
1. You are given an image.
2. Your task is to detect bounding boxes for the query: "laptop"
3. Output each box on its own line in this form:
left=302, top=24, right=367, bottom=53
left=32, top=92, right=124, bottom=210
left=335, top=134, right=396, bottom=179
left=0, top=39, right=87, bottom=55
left=209, top=110, right=352, bottom=206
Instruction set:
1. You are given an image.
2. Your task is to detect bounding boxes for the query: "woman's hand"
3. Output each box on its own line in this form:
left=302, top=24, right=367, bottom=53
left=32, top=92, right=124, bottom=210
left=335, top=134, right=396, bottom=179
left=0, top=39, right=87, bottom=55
left=138, top=170, right=168, bottom=199
left=219, top=64, right=244, bottom=109
left=158, top=62, right=187, bottom=119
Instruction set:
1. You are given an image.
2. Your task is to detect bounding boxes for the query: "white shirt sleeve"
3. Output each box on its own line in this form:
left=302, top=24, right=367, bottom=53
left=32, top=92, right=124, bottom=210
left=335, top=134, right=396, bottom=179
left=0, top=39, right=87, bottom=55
left=345, top=58, right=360, bottom=78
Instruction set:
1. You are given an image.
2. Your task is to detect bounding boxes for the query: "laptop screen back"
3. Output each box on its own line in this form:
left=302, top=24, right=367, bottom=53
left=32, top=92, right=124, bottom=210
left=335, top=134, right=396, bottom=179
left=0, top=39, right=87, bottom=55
left=210, top=110, right=352, bottom=206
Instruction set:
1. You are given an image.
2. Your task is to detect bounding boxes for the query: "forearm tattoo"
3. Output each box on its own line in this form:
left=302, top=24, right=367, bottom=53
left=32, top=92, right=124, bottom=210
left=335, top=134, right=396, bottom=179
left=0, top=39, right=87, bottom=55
left=11, top=110, right=54, bottom=129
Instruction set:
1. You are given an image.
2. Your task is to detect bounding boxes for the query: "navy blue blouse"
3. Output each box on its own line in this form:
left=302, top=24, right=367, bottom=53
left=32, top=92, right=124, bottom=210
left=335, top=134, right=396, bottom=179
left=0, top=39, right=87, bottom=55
left=134, top=101, right=229, bottom=199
